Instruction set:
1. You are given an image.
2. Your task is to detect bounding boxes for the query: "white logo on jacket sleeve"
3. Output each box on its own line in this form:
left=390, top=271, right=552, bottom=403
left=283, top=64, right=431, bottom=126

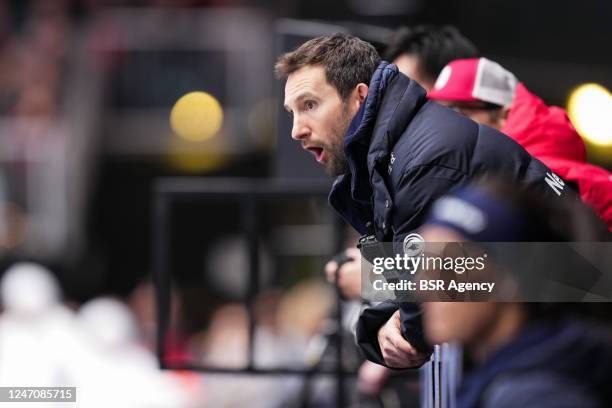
left=544, top=172, right=565, bottom=196
left=403, top=233, right=425, bottom=256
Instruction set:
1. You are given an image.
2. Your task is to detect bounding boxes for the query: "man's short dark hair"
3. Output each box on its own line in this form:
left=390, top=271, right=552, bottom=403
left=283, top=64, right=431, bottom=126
left=275, top=33, right=381, bottom=100
left=384, top=25, right=479, bottom=83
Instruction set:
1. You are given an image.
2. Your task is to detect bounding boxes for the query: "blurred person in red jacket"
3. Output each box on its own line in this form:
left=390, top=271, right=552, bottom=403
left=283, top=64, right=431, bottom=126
left=427, top=57, right=612, bottom=230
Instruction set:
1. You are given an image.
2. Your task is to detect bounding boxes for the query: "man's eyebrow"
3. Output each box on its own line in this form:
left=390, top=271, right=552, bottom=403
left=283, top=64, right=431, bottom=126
left=284, top=92, right=318, bottom=111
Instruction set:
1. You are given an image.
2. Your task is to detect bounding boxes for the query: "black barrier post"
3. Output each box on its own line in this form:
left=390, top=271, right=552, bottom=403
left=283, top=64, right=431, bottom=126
left=333, top=216, right=346, bottom=408
left=153, top=193, right=171, bottom=368
left=243, top=197, right=259, bottom=371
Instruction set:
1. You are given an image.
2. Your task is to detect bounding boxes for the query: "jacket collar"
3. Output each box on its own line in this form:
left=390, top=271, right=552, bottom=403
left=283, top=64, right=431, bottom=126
left=328, top=61, right=428, bottom=233
left=344, top=61, right=429, bottom=201
left=344, top=61, right=398, bottom=203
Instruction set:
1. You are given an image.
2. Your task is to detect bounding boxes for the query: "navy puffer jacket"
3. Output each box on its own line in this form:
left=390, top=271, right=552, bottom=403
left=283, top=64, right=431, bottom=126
left=328, top=62, right=572, bottom=364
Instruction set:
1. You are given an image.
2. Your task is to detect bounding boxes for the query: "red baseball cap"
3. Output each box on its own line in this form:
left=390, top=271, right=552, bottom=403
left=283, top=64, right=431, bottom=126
left=427, top=58, right=518, bottom=107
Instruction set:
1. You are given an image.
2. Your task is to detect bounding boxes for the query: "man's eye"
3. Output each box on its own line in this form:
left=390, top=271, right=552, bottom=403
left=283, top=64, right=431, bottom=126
left=305, top=101, right=316, bottom=110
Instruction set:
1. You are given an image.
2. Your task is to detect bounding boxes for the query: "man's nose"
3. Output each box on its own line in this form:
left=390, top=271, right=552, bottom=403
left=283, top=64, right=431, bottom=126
left=291, top=116, right=310, bottom=141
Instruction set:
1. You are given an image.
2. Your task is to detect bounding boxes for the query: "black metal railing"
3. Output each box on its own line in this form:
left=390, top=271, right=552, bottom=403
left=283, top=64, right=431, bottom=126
left=152, top=177, right=387, bottom=407
left=151, top=177, right=444, bottom=407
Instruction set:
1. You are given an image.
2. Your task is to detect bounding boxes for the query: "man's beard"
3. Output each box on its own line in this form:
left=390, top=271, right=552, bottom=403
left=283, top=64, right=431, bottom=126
left=324, top=104, right=353, bottom=176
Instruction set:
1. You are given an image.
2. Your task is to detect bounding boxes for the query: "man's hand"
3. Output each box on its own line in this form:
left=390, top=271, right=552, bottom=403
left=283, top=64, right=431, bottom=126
left=324, top=247, right=362, bottom=299
left=377, top=310, right=430, bottom=368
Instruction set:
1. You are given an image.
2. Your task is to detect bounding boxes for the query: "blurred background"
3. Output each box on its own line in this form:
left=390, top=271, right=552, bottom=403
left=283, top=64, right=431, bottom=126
left=0, top=0, right=610, bottom=407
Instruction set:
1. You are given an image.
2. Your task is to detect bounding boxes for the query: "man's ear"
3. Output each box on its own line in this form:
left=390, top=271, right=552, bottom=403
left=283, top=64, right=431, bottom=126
left=356, top=83, right=368, bottom=103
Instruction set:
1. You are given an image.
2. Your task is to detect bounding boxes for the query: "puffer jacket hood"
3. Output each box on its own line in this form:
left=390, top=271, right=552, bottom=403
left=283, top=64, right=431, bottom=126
left=329, top=61, right=427, bottom=236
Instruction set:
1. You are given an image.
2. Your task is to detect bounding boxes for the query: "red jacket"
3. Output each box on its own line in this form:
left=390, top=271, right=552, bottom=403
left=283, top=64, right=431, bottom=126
left=502, top=83, right=612, bottom=230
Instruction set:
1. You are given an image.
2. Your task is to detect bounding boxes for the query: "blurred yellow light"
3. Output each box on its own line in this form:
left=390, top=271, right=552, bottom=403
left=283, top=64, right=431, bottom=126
left=166, top=137, right=229, bottom=173
left=170, top=91, right=223, bottom=141
left=167, top=150, right=227, bottom=173
left=567, top=83, right=612, bottom=147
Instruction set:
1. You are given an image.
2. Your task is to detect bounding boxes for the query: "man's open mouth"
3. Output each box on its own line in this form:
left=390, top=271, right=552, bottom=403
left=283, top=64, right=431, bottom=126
left=305, top=146, right=325, bottom=162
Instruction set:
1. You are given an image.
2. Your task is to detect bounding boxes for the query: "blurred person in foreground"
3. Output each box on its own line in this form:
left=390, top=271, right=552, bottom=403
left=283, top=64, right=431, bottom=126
left=427, top=57, right=612, bottom=230
left=275, top=33, right=574, bottom=370
left=416, top=178, right=612, bottom=407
